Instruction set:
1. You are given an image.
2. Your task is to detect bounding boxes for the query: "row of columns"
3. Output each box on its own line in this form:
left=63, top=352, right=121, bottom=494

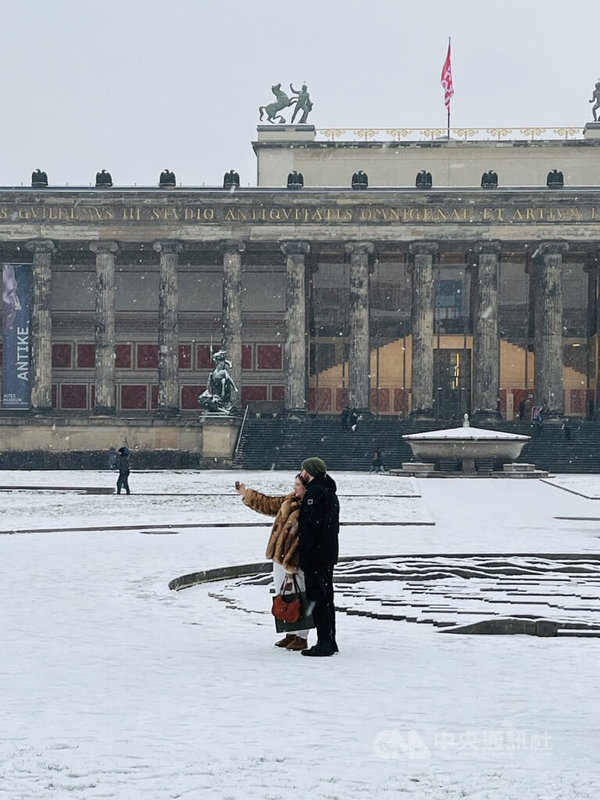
left=408, top=240, right=569, bottom=420
left=23, top=237, right=569, bottom=417
left=409, top=240, right=569, bottom=420
left=27, top=238, right=186, bottom=416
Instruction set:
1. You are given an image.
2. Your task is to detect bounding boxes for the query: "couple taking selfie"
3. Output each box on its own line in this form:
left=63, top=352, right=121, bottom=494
left=235, top=457, right=339, bottom=657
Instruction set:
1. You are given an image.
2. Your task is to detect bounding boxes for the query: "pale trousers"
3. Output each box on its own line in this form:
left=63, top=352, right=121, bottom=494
left=272, top=561, right=310, bottom=640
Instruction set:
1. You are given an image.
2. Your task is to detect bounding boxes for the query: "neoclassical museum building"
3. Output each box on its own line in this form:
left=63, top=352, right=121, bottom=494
left=3, top=120, right=600, bottom=460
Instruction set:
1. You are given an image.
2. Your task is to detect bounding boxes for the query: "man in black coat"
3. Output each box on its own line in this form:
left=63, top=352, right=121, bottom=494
left=298, top=457, right=340, bottom=657
left=116, top=446, right=131, bottom=495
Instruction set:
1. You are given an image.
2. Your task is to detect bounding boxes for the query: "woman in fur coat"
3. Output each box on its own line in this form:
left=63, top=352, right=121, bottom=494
left=235, top=474, right=310, bottom=651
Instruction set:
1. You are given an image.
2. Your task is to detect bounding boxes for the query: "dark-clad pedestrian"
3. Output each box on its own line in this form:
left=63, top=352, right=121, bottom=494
left=108, top=446, right=118, bottom=471
left=298, top=456, right=340, bottom=657
left=340, top=405, right=350, bottom=430
left=116, top=446, right=131, bottom=495
left=370, top=448, right=385, bottom=473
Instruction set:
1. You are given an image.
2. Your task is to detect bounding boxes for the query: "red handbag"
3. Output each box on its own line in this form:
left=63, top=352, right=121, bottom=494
left=271, top=575, right=302, bottom=623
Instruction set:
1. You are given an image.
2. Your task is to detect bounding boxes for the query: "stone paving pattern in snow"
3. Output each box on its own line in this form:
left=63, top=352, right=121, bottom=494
left=1, top=470, right=600, bottom=798
left=218, top=554, right=600, bottom=630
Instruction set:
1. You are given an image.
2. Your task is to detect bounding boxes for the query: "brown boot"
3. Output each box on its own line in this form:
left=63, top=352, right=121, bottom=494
left=285, top=636, right=308, bottom=651
left=274, top=634, right=295, bottom=648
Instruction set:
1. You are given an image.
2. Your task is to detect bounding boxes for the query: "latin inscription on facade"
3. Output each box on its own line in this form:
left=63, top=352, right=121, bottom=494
left=0, top=202, right=599, bottom=225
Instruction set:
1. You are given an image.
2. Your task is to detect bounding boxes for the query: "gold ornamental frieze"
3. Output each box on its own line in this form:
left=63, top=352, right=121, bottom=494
left=1, top=201, right=600, bottom=225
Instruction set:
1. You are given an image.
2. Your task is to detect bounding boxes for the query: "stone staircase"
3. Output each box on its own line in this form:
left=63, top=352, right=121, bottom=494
left=234, top=416, right=413, bottom=471
left=508, top=419, right=600, bottom=473
left=234, top=415, right=600, bottom=473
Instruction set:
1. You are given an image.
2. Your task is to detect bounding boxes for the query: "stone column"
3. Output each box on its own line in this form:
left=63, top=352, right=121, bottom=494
left=90, top=241, right=119, bottom=415
left=26, top=239, right=56, bottom=412
left=532, top=242, right=568, bottom=418
left=345, top=241, right=373, bottom=412
left=584, top=256, right=598, bottom=418
left=153, top=241, right=182, bottom=414
left=281, top=240, right=310, bottom=413
left=219, top=240, right=245, bottom=400
left=409, top=242, right=437, bottom=417
left=472, top=241, right=501, bottom=421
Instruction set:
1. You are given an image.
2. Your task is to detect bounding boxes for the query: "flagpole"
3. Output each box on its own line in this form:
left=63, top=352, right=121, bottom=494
left=441, top=36, right=453, bottom=140
left=446, top=36, right=451, bottom=139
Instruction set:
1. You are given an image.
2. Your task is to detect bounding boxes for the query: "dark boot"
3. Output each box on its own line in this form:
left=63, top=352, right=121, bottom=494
left=301, top=641, right=335, bottom=657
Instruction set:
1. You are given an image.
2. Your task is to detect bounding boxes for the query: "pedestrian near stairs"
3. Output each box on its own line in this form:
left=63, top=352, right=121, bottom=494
left=370, top=448, right=385, bottom=473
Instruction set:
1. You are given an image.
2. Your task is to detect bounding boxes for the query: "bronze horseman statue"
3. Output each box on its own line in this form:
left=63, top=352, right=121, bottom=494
left=259, top=82, right=313, bottom=124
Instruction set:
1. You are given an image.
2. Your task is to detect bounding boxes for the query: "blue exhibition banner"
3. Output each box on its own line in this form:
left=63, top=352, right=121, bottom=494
left=2, top=263, right=32, bottom=409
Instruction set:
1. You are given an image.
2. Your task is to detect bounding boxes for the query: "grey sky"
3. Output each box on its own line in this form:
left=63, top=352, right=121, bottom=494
left=1, top=0, right=597, bottom=187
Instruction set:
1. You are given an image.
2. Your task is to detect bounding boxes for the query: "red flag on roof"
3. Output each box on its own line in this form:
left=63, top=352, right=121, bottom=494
left=441, top=38, right=454, bottom=109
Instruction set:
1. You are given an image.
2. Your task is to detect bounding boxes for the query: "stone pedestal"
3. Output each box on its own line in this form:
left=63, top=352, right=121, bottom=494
left=91, top=241, right=118, bottom=415
left=26, top=239, right=55, bottom=412
left=503, top=462, right=536, bottom=473
left=256, top=125, right=316, bottom=143
left=154, top=241, right=182, bottom=414
left=282, top=241, right=309, bottom=412
left=409, top=242, right=437, bottom=417
left=201, top=415, right=241, bottom=460
left=345, top=242, right=373, bottom=412
left=399, top=462, right=434, bottom=475
left=583, top=122, right=600, bottom=140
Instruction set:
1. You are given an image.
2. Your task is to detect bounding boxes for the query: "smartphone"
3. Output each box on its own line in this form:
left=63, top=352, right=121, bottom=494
left=235, top=481, right=240, bottom=490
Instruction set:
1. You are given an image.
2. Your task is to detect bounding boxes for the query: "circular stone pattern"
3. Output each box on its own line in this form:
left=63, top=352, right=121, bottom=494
left=179, top=555, right=600, bottom=636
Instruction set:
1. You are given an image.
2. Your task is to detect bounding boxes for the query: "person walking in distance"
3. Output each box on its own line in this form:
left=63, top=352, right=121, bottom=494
left=298, top=457, right=340, bottom=657
left=116, top=446, right=131, bottom=495
left=370, top=448, right=385, bottom=474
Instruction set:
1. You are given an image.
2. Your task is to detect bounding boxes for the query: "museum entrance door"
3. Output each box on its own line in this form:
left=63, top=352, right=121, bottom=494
left=433, top=349, right=471, bottom=419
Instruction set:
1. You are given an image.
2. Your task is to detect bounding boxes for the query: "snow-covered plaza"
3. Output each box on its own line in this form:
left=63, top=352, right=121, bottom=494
left=1, top=469, right=600, bottom=799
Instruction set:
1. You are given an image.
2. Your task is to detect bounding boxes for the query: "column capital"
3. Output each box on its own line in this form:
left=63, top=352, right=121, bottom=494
left=218, top=239, right=245, bottom=255
left=344, top=241, right=374, bottom=256
left=25, top=239, right=56, bottom=256
left=89, top=240, right=119, bottom=255
left=532, top=241, right=569, bottom=261
left=474, top=241, right=502, bottom=257
left=408, top=242, right=438, bottom=258
left=280, top=240, right=310, bottom=256
left=153, top=240, right=183, bottom=255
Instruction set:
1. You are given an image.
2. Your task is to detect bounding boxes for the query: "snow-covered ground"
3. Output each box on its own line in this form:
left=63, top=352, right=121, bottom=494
left=1, top=470, right=600, bottom=799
